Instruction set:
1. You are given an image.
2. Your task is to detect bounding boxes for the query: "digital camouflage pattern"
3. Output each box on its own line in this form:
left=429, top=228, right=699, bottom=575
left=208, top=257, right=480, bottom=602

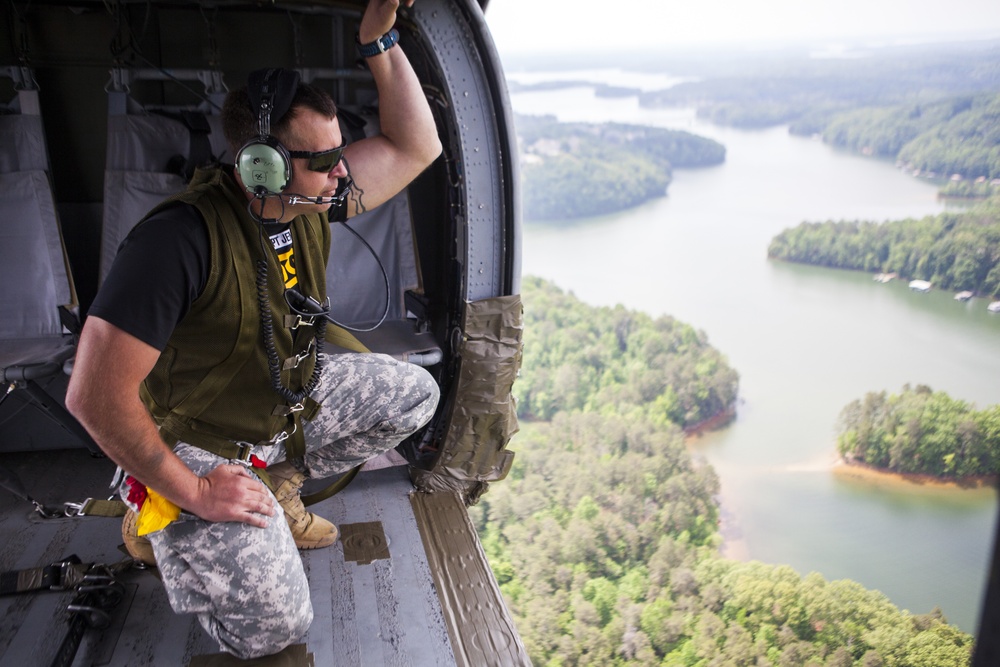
left=145, top=353, right=439, bottom=659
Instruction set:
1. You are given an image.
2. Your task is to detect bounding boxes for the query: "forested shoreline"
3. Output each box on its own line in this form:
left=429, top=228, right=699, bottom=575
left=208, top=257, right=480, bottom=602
left=810, top=92, right=1000, bottom=183
left=767, top=196, right=1000, bottom=297
left=515, top=114, right=725, bottom=221
left=837, top=385, right=1000, bottom=481
left=473, top=278, right=974, bottom=666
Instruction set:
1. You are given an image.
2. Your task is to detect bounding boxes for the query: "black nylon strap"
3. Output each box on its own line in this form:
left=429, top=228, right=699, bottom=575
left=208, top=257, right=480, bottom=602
left=0, top=557, right=85, bottom=596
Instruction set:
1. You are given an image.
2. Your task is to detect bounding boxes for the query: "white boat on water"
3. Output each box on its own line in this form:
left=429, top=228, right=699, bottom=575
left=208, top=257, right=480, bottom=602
left=989, top=301, right=1000, bottom=313
left=955, top=291, right=974, bottom=301
left=909, top=280, right=932, bottom=293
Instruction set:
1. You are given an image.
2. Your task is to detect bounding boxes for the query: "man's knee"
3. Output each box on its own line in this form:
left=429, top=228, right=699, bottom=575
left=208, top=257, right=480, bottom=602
left=211, top=588, right=314, bottom=660
left=402, top=363, right=440, bottom=430
left=153, top=517, right=313, bottom=660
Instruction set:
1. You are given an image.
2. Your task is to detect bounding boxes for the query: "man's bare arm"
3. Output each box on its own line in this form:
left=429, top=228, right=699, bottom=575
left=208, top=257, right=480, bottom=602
left=66, top=316, right=275, bottom=526
left=341, top=0, right=443, bottom=217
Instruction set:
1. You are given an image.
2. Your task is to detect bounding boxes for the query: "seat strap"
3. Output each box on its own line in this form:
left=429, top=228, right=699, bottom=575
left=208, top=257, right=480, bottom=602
left=153, top=109, right=216, bottom=179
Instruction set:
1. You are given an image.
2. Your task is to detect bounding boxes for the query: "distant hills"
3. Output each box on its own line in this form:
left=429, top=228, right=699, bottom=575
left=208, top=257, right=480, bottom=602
left=638, top=41, right=1000, bottom=128
left=511, top=41, right=1000, bottom=202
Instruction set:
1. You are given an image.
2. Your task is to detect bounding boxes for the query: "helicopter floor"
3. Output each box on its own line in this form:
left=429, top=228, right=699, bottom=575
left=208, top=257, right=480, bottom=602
left=0, top=449, right=482, bottom=666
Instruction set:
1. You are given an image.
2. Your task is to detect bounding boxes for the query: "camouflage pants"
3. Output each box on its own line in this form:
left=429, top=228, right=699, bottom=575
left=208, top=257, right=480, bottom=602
left=146, top=353, right=439, bottom=659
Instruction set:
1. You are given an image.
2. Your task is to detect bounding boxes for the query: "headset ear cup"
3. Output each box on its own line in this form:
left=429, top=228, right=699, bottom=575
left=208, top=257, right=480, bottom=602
left=237, top=136, right=291, bottom=195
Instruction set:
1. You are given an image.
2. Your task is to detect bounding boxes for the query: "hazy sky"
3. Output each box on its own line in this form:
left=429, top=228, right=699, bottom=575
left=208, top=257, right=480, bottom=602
left=484, top=0, right=1000, bottom=54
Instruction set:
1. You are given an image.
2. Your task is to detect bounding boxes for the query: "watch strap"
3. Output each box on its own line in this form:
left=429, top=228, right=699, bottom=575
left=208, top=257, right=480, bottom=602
left=356, top=28, right=400, bottom=58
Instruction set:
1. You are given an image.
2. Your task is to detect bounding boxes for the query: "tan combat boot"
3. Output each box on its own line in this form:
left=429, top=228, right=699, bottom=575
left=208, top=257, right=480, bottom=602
left=122, top=509, right=157, bottom=567
left=267, top=461, right=339, bottom=549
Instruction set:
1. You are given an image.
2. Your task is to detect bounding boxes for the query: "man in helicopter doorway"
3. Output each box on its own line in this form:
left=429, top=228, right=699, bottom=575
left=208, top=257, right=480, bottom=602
left=66, top=0, right=442, bottom=659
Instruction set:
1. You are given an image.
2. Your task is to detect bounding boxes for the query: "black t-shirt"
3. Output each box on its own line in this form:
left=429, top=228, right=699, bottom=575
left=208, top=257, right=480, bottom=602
left=90, top=198, right=345, bottom=351
left=89, top=203, right=209, bottom=351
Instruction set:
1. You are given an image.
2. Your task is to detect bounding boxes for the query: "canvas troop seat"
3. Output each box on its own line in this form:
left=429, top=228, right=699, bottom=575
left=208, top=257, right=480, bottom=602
left=0, top=67, right=99, bottom=453
left=100, top=68, right=228, bottom=286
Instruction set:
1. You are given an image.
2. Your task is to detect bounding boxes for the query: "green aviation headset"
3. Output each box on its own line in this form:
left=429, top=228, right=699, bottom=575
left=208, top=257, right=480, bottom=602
left=236, top=68, right=301, bottom=197
left=237, top=69, right=390, bottom=334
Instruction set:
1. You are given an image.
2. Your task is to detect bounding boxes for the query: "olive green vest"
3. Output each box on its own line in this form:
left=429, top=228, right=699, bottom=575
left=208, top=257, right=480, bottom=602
left=138, top=167, right=330, bottom=460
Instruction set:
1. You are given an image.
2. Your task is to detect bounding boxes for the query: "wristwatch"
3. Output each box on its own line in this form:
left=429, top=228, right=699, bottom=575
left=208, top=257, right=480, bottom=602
left=356, top=29, right=400, bottom=58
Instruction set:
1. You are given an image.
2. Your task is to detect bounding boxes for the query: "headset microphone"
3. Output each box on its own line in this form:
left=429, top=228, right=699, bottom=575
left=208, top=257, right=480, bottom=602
left=284, top=176, right=354, bottom=206
left=286, top=194, right=335, bottom=205
left=285, top=193, right=343, bottom=205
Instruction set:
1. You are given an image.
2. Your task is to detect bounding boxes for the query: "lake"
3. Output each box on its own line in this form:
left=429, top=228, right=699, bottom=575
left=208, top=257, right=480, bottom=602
left=508, top=69, right=1000, bottom=633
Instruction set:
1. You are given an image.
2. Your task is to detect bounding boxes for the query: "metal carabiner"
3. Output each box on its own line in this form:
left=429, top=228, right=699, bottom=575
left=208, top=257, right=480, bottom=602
left=62, top=501, right=86, bottom=517
left=287, top=314, right=315, bottom=330
left=270, top=422, right=297, bottom=446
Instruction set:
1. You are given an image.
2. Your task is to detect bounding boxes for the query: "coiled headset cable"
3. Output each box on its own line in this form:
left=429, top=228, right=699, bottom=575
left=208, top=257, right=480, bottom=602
left=246, top=181, right=391, bottom=403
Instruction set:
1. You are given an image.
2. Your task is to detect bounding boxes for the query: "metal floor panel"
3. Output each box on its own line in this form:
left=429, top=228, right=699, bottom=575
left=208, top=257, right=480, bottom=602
left=0, top=450, right=456, bottom=666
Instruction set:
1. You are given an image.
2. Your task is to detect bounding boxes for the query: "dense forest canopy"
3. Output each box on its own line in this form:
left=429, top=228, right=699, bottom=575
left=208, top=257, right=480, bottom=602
left=767, top=196, right=1000, bottom=296
left=837, top=385, right=1000, bottom=479
left=515, top=114, right=725, bottom=220
left=515, top=275, right=738, bottom=428
left=474, top=278, right=975, bottom=666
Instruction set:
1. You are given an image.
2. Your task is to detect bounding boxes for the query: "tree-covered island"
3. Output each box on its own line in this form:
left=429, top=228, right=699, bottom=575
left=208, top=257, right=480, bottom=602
left=768, top=195, right=1000, bottom=298
left=837, top=385, right=1000, bottom=482
left=515, top=114, right=725, bottom=221
left=472, top=277, right=975, bottom=666
left=514, top=275, right=739, bottom=429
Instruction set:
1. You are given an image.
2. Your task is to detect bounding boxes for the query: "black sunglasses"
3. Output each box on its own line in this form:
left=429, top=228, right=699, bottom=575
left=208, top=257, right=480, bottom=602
left=288, top=137, right=347, bottom=173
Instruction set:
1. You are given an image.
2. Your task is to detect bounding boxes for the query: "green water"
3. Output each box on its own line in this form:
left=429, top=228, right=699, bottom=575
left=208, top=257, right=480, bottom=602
left=511, top=75, right=1000, bottom=632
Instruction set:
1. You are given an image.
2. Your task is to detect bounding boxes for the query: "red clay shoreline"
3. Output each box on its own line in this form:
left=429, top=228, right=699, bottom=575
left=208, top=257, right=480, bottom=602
left=683, top=406, right=737, bottom=435
left=834, top=457, right=999, bottom=490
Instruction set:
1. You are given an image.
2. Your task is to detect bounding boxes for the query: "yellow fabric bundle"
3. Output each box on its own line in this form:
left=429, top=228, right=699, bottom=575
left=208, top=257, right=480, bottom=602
left=136, top=487, right=181, bottom=536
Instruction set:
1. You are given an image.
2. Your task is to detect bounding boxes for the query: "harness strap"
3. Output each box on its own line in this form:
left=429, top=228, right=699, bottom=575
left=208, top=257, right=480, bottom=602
left=301, top=464, right=362, bottom=507
left=70, top=498, right=129, bottom=518
left=178, top=439, right=256, bottom=463
left=0, top=557, right=87, bottom=596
